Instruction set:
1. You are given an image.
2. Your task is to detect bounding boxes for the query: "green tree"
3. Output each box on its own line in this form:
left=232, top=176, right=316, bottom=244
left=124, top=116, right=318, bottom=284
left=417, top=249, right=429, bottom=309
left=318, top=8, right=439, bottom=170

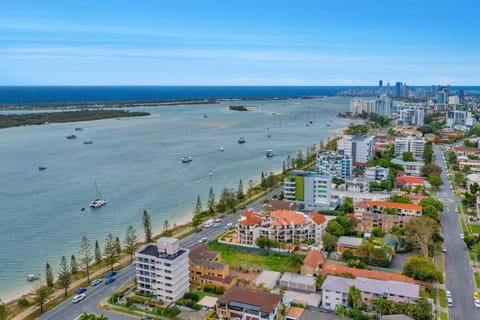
left=255, top=236, right=272, bottom=251
left=371, top=227, right=385, bottom=237
left=326, top=220, right=345, bottom=237
left=80, top=236, right=92, bottom=282
left=163, top=219, right=169, bottom=231
left=0, top=298, right=8, bottom=319
left=419, top=197, right=444, bottom=211
left=45, top=262, right=54, bottom=288
left=124, top=225, right=139, bottom=262
left=95, top=240, right=102, bottom=265
left=422, top=205, right=439, bottom=223
left=420, top=163, right=442, bottom=177
left=389, top=194, right=412, bottom=203
left=207, top=187, right=216, bottom=214
left=115, top=236, right=122, bottom=254
left=322, top=232, right=338, bottom=251
left=70, top=255, right=79, bottom=275
left=57, top=256, right=71, bottom=297
left=423, top=141, right=433, bottom=164
left=143, top=210, right=152, bottom=243
left=338, top=197, right=354, bottom=214
left=33, top=281, right=52, bottom=313
left=405, top=216, right=439, bottom=257
left=373, top=298, right=394, bottom=316
left=403, top=256, right=442, bottom=282
left=341, top=249, right=354, bottom=261
left=428, top=175, right=443, bottom=188
left=402, top=151, right=414, bottom=161
left=287, top=255, right=304, bottom=272
left=194, top=195, right=202, bottom=216
left=347, top=286, right=363, bottom=309
left=237, top=179, right=244, bottom=200
left=104, top=233, right=117, bottom=272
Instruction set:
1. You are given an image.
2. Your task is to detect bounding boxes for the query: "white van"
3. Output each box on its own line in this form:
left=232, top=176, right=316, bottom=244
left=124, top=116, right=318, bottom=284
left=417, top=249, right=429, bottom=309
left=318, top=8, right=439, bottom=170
left=203, top=219, right=214, bottom=228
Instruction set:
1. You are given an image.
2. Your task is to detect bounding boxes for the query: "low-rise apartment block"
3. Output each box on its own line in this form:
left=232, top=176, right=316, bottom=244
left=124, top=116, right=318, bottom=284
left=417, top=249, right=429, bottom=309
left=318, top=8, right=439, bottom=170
left=365, top=166, right=389, bottom=183
left=358, top=212, right=414, bottom=233
left=321, top=275, right=419, bottom=311
left=135, top=237, right=189, bottom=303
left=394, top=176, right=426, bottom=189
left=316, top=150, right=352, bottom=179
left=451, top=146, right=480, bottom=157
left=216, top=287, right=282, bottom=320
left=354, top=201, right=422, bottom=218
left=394, top=137, right=425, bottom=159
left=344, top=177, right=370, bottom=193
left=391, top=159, right=424, bottom=176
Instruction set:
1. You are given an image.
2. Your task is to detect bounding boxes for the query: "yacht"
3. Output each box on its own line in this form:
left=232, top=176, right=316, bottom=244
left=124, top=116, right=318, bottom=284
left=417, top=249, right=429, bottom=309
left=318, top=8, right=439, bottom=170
left=38, top=166, right=47, bottom=171
left=238, top=137, right=246, bottom=144
left=181, top=156, right=193, bottom=163
left=66, top=134, right=77, bottom=139
left=266, top=150, right=274, bottom=158
left=84, top=140, right=93, bottom=144
left=75, top=127, right=83, bottom=131
left=89, top=181, right=106, bottom=208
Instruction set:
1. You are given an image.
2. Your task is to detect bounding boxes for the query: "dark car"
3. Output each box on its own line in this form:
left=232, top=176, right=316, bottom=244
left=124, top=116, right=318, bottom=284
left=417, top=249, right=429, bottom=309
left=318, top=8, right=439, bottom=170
left=107, top=270, right=117, bottom=277
left=76, top=287, right=87, bottom=294
left=140, top=316, right=152, bottom=320
left=105, top=277, right=116, bottom=284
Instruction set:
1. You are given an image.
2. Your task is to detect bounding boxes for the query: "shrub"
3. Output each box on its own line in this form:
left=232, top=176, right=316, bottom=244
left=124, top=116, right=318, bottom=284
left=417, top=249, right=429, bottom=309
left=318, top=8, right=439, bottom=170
left=17, top=296, right=30, bottom=307
left=215, top=286, right=225, bottom=295
left=204, top=284, right=216, bottom=293
left=183, top=292, right=200, bottom=302
left=162, top=305, right=181, bottom=318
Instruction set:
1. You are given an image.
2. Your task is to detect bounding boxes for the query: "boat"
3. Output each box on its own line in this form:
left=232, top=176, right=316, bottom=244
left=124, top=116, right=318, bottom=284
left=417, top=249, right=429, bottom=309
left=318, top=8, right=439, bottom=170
left=27, top=274, right=39, bottom=281
left=75, top=127, right=83, bottom=131
left=67, top=134, right=77, bottom=139
left=84, top=140, right=93, bottom=144
left=266, top=150, right=274, bottom=158
left=38, top=166, right=47, bottom=171
left=203, top=115, right=208, bottom=118
left=326, top=124, right=331, bottom=127
left=220, top=146, right=224, bottom=152
left=181, top=156, right=193, bottom=163
left=267, top=134, right=271, bottom=138
left=238, top=137, right=246, bottom=144
left=208, top=171, right=213, bottom=177
left=89, top=181, right=106, bottom=208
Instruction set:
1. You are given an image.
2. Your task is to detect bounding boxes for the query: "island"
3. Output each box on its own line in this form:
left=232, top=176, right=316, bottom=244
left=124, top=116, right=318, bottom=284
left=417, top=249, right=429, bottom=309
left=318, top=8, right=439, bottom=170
left=0, top=109, right=150, bottom=129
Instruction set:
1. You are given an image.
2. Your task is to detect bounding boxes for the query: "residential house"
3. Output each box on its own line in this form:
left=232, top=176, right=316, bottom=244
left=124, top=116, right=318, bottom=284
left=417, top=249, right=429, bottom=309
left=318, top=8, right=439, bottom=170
left=279, top=273, right=316, bottom=293
left=394, top=176, right=425, bottom=189
left=300, top=250, right=325, bottom=276
left=216, top=287, right=282, bottom=320
left=188, top=244, right=235, bottom=291
left=336, top=236, right=363, bottom=255
left=253, top=270, right=281, bottom=291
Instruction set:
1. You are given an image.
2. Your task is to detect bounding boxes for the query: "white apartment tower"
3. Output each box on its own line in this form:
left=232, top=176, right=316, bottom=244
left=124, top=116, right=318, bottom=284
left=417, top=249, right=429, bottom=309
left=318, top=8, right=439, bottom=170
left=316, top=150, right=352, bottom=179
left=135, top=237, right=189, bottom=303
left=337, top=135, right=375, bottom=165
left=394, top=137, right=425, bottom=159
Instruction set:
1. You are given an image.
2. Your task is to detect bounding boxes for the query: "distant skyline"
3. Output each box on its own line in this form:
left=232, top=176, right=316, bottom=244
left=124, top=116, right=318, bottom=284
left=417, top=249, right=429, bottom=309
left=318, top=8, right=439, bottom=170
left=1, top=0, right=479, bottom=86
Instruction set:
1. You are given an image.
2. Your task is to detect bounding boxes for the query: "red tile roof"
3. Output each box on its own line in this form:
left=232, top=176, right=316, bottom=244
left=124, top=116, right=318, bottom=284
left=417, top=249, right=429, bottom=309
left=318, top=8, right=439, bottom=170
left=310, top=212, right=327, bottom=224
left=355, top=200, right=422, bottom=211
left=452, top=147, right=480, bottom=153
left=303, top=250, right=325, bottom=269
left=217, top=287, right=282, bottom=313
left=394, top=176, right=425, bottom=185
left=270, top=210, right=305, bottom=226
left=238, top=211, right=265, bottom=226
left=286, top=306, right=304, bottom=319
left=321, top=262, right=415, bottom=283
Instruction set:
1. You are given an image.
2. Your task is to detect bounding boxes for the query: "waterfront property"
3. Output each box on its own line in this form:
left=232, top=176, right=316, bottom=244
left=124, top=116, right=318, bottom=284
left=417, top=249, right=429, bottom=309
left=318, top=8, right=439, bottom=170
left=337, top=135, right=376, bottom=165
left=316, top=150, right=352, bottom=179
left=283, top=170, right=332, bottom=210
left=188, top=244, right=235, bottom=291
left=135, top=237, right=189, bottom=303
left=216, top=286, right=282, bottom=320
left=236, top=210, right=327, bottom=246
left=321, top=275, right=419, bottom=311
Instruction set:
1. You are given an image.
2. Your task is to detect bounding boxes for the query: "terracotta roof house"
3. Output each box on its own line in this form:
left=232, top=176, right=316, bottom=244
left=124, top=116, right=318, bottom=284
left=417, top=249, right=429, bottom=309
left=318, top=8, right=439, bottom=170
left=336, top=236, right=363, bottom=254
left=394, top=176, right=425, bottom=189
left=216, top=287, right=282, bottom=320
left=452, top=146, right=480, bottom=156
left=284, top=306, right=304, bottom=320
left=321, top=262, right=415, bottom=283
left=300, top=250, right=325, bottom=276
left=354, top=200, right=422, bottom=218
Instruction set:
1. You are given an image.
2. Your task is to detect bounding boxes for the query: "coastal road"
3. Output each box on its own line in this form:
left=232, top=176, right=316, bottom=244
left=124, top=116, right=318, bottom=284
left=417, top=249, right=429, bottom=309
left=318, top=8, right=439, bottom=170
left=40, top=187, right=283, bottom=320
left=435, top=145, right=478, bottom=320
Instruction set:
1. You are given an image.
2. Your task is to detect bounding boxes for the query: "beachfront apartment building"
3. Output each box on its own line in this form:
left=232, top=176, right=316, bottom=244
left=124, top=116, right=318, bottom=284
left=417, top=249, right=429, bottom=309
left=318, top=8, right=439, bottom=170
left=394, top=137, right=425, bottom=159
left=236, top=210, right=327, bottom=246
left=216, top=287, right=282, bottom=320
left=374, top=95, right=394, bottom=117
left=135, top=237, right=189, bottom=303
left=316, top=150, right=352, bottom=179
left=321, top=275, right=419, bottom=311
left=337, top=135, right=375, bottom=165
left=350, top=99, right=375, bottom=114
left=283, top=170, right=332, bottom=210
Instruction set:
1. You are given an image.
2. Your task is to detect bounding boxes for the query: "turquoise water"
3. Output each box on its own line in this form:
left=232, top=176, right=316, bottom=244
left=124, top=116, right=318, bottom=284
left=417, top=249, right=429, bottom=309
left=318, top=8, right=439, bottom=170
left=0, top=97, right=352, bottom=300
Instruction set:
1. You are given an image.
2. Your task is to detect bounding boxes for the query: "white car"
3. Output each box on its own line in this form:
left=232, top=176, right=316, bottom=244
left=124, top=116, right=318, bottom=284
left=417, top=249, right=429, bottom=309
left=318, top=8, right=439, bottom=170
left=225, top=222, right=233, bottom=229
left=460, top=233, right=465, bottom=239
left=475, top=299, right=480, bottom=308
left=213, top=222, right=221, bottom=228
left=72, top=293, right=86, bottom=303
left=91, top=279, right=102, bottom=286
left=198, top=237, right=207, bottom=243
left=446, top=290, right=451, bottom=298
left=447, top=297, right=454, bottom=307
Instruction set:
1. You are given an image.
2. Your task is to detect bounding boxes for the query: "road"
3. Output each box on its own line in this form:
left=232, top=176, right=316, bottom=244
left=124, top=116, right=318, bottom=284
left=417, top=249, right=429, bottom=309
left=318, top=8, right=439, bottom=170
left=435, top=145, right=478, bottom=319
left=40, top=188, right=282, bottom=320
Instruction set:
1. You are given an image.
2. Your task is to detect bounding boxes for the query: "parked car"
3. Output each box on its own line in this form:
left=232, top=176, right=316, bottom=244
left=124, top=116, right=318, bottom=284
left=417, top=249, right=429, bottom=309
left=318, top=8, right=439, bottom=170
left=198, top=237, right=208, bottom=243
left=76, top=287, right=87, bottom=294
left=105, top=277, right=116, bottom=284
left=442, top=247, right=447, bottom=253
left=447, top=297, right=454, bottom=307
left=72, top=294, right=86, bottom=303
left=91, top=279, right=102, bottom=286
left=215, top=218, right=222, bottom=223
left=475, top=299, right=480, bottom=308
left=446, top=290, right=451, bottom=298
left=107, top=270, right=117, bottom=277
left=460, top=233, right=465, bottom=239
left=140, top=316, right=152, bottom=320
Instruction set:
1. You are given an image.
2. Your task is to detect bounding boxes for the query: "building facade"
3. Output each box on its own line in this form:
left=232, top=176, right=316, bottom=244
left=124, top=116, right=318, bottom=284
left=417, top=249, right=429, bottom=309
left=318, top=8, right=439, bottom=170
left=394, top=137, right=425, bottom=159
left=135, top=237, right=189, bottom=303
left=354, top=201, right=423, bottom=218
left=337, top=135, right=375, bottom=165
left=344, top=177, right=370, bottom=193
left=283, top=170, right=332, bottom=210
left=395, top=105, right=425, bottom=126
left=375, top=95, right=394, bottom=116
left=446, top=110, right=475, bottom=131
left=316, top=150, right=352, bottom=179
left=365, top=166, right=389, bottom=183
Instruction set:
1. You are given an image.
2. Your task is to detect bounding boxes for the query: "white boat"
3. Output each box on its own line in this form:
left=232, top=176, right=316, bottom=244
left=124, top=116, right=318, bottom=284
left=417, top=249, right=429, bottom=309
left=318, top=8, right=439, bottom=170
left=27, top=274, right=39, bottom=281
left=220, top=146, right=224, bottom=152
left=266, top=150, right=274, bottom=157
left=209, top=171, right=213, bottom=177
left=89, top=181, right=106, bottom=208
left=181, top=156, right=193, bottom=163
left=238, top=137, right=246, bottom=144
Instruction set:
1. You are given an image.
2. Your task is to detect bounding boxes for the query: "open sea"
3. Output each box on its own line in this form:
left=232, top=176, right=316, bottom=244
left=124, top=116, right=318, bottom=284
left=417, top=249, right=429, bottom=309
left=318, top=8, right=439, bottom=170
left=0, top=87, right=357, bottom=301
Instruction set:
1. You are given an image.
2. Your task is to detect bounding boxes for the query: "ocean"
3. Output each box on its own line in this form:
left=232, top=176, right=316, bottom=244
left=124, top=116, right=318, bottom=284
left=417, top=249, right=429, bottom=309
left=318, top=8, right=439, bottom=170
left=0, top=94, right=353, bottom=301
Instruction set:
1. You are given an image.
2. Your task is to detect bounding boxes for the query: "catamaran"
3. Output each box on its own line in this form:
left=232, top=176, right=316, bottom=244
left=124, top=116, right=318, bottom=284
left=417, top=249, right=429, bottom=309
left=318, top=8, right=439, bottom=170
left=89, top=181, right=106, bottom=208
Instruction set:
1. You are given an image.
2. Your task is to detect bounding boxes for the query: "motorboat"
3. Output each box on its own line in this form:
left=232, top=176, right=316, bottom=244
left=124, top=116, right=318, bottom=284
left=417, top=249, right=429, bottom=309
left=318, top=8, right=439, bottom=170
left=84, top=140, right=93, bottom=144
left=27, top=274, right=39, bottom=281
left=75, top=127, right=83, bottom=131
left=38, top=166, right=47, bottom=171
left=238, top=137, right=246, bottom=144
left=67, top=134, right=77, bottom=139
left=181, top=156, right=193, bottom=163
left=266, top=150, right=274, bottom=158
left=220, top=146, right=224, bottom=152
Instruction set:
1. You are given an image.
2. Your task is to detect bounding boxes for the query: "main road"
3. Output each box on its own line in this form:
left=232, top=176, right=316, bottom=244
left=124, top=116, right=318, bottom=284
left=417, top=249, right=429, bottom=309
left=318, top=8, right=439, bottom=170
left=40, top=188, right=282, bottom=320
left=435, top=145, right=478, bottom=320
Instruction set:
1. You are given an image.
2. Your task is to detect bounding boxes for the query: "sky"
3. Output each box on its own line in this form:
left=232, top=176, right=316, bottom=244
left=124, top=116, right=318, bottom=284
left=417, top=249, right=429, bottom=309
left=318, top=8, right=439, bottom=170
left=1, top=0, right=479, bottom=86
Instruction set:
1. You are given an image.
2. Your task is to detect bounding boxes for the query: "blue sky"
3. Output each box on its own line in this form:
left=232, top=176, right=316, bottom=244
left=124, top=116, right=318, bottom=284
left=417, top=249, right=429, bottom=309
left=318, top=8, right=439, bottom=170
left=1, top=0, right=479, bottom=85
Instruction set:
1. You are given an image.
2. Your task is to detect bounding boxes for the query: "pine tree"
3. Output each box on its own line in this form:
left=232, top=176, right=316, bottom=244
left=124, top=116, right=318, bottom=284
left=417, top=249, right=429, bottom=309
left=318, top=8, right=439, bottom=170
left=115, top=236, right=122, bottom=255
left=143, top=210, right=152, bottom=243
left=0, top=298, right=7, bottom=319
left=70, top=255, right=78, bottom=275
left=124, top=225, right=139, bottom=262
left=237, top=179, right=244, bottom=200
left=95, top=240, right=102, bottom=265
left=207, top=187, right=216, bottom=214
left=194, top=195, right=202, bottom=216
left=261, top=171, right=266, bottom=188
left=282, top=160, right=286, bottom=174
left=33, top=281, right=52, bottom=313
left=80, top=236, right=92, bottom=282
left=45, top=262, right=54, bottom=288
left=163, top=219, right=169, bottom=231
left=57, top=256, right=71, bottom=297
left=104, top=233, right=117, bottom=272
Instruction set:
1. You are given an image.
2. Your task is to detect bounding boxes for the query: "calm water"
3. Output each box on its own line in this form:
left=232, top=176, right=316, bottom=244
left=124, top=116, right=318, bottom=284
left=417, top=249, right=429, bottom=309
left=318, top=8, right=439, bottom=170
left=0, top=97, right=352, bottom=300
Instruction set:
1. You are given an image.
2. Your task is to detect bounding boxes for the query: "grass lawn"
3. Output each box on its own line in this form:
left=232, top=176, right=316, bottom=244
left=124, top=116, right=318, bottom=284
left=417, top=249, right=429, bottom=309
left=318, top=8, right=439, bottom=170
left=439, top=289, right=447, bottom=308
left=208, top=242, right=300, bottom=273
left=194, top=290, right=220, bottom=300
left=460, top=219, right=469, bottom=234
left=440, top=311, right=448, bottom=320
left=471, top=224, right=480, bottom=234
left=434, top=254, right=444, bottom=276
left=475, top=272, right=480, bottom=288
